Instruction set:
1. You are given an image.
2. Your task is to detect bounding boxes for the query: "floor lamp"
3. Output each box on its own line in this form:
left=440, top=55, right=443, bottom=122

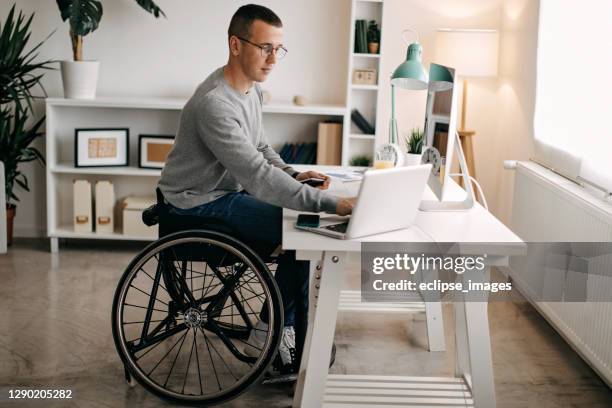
left=434, top=29, right=499, bottom=186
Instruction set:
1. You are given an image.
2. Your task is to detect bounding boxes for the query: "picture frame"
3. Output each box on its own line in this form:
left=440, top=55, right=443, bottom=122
left=74, top=128, right=129, bottom=167
left=138, top=134, right=175, bottom=169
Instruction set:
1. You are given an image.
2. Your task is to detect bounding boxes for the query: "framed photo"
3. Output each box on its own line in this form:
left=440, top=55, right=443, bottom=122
left=74, top=128, right=129, bottom=167
left=138, top=135, right=174, bottom=169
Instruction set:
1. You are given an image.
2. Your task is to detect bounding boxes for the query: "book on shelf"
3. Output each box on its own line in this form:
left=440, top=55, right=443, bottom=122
left=351, top=109, right=375, bottom=135
left=278, top=142, right=317, bottom=164
left=354, top=20, right=368, bottom=54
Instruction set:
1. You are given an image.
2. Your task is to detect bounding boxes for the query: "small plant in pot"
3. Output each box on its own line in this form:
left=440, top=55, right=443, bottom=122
left=367, top=20, right=380, bottom=54
left=404, top=128, right=424, bottom=166
left=0, top=5, right=54, bottom=245
left=56, top=0, right=165, bottom=99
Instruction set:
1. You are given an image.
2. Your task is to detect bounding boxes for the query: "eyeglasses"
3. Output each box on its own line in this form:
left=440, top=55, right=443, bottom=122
left=237, top=36, right=288, bottom=59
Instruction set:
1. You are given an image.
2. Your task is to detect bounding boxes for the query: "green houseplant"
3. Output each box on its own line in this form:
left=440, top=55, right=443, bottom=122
left=404, top=128, right=424, bottom=166
left=349, top=155, right=372, bottom=167
left=55, top=0, right=165, bottom=98
left=367, top=20, right=380, bottom=54
left=1, top=5, right=54, bottom=245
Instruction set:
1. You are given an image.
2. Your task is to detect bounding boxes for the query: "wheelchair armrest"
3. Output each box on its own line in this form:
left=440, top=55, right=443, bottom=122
left=142, top=204, right=163, bottom=226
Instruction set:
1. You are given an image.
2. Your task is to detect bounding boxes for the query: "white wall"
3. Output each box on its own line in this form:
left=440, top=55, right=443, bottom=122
left=5, top=0, right=350, bottom=237
left=493, top=0, right=539, bottom=225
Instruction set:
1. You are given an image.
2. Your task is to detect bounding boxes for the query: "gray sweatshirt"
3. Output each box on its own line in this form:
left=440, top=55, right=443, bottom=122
left=159, top=66, right=339, bottom=213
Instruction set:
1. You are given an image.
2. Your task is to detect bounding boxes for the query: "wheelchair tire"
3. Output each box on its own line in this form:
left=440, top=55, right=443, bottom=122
left=112, top=230, right=283, bottom=405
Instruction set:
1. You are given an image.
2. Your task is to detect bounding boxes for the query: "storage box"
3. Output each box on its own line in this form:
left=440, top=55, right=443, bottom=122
left=122, top=196, right=158, bottom=238
left=73, top=179, right=92, bottom=233
left=95, top=180, right=114, bottom=233
left=317, top=123, right=342, bottom=165
left=352, top=69, right=377, bottom=85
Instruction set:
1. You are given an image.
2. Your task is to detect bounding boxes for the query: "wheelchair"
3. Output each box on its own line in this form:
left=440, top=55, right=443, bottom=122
left=111, top=189, right=284, bottom=405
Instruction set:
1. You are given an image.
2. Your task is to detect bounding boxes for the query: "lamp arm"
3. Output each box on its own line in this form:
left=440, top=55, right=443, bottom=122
left=391, top=83, right=396, bottom=122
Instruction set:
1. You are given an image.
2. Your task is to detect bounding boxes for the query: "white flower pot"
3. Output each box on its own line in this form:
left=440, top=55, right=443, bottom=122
left=404, top=152, right=423, bottom=166
left=60, top=60, right=99, bottom=99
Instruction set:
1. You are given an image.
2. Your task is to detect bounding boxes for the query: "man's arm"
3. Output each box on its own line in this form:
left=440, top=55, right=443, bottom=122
left=257, top=131, right=299, bottom=178
left=196, top=96, right=338, bottom=213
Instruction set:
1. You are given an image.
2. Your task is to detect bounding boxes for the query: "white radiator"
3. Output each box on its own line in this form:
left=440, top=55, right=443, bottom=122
left=510, top=161, right=612, bottom=387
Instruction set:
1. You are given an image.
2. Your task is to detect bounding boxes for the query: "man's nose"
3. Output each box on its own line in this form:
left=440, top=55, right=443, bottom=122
left=267, top=50, right=277, bottom=64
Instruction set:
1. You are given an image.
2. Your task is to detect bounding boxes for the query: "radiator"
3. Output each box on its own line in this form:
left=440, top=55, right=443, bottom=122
left=510, top=161, right=612, bottom=387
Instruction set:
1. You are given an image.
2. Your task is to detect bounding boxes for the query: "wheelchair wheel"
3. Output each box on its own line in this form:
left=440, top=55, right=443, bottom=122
left=112, top=230, right=283, bottom=405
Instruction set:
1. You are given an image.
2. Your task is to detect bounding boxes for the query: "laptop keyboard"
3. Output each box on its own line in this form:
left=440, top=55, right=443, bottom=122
left=322, top=222, right=349, bottom=233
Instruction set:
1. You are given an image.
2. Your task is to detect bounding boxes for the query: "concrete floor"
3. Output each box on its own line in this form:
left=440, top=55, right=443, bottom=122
left=0, top=238, right=610, bottom=407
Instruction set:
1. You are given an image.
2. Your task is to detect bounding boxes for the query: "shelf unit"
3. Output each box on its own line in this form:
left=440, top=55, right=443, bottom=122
left=342, top=0, right=386, bottom=166
left=45, top=97, right=345, bottom=251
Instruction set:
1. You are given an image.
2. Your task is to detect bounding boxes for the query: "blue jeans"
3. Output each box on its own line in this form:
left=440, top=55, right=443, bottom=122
left=167, top=191, right=309, bottom=331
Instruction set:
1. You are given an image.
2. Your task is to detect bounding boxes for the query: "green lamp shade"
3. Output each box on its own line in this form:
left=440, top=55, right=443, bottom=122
left=428, top=63, right=454, bottom=92
left=390, top=43, right=428, bottom=90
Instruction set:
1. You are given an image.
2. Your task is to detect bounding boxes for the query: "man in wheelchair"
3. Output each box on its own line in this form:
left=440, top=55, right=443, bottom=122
left=158, top=4, right=355, bottom=379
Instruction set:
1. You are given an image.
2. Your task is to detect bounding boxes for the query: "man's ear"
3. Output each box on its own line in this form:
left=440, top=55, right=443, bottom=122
left=228, top=36, right=240, bottom=56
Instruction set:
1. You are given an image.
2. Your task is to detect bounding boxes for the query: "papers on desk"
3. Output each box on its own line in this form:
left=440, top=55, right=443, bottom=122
left=326, top=169, right=365, bottom=182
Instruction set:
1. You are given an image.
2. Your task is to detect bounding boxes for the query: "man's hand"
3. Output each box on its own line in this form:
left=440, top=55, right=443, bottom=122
left=336, top=197, right=356, bottom=216
left=295, top=170, right=331, bottom=190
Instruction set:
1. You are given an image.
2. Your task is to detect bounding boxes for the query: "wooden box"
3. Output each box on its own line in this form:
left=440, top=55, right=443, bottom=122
left=122, top=196, right=158, bottom=238
left=352, top=69, right=377, bottom=85
left=317, top=123, right=343, bottom=165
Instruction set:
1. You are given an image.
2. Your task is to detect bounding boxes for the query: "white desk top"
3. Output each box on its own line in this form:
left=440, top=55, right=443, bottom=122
left=282, top=166, right=523, bottom=255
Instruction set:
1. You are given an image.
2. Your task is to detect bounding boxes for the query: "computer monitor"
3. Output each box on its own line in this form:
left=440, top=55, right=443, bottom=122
left=421, top=63, right=457, bottom=202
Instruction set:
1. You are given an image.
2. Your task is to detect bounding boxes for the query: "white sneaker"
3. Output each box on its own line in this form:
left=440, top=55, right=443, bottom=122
left=272, top=326, right=297, bottom=374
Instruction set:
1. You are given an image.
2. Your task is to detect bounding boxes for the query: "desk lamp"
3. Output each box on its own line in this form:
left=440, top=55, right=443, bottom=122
left=377, top=30, right=428, bottom=168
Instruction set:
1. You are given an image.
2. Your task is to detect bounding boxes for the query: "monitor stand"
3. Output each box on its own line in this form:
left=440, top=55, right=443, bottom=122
left=420, top=131, right=476, bottom=211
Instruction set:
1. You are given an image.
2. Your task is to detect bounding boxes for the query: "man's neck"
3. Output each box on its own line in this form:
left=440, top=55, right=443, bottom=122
left=223, top=64, right=253, bottom=95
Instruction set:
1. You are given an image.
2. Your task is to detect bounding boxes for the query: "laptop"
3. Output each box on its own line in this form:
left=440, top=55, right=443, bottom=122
left=296, top=164, right=432, bottom=239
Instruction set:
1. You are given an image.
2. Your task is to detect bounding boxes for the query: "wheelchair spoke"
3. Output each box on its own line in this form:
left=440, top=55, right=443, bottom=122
left=198, top=326, right=239, bottom=381
left=131, top=322, right=188, bottom=353
left=124, top=303, right=167, bottom=313
left=194, top=329, right=204, bottom=395
left=201, top=326, right=222, bottom=391
left=203, top=319, right=257, bottom=364
left=163, top=327, right=189, bottom=387
left=129, top=284, right=169, bottom=306
left=181, top=329, right=196, bottom=394
left=124, top=319, right=165, bottom=325
left=147, top=329, right=189, bottom=376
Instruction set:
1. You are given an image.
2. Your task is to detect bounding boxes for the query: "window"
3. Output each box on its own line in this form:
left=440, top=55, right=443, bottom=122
left=534, top=0, right=612, bottom=192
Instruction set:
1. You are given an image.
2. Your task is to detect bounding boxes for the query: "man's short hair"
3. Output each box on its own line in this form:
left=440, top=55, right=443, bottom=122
left=228, top=4, right=282, bottom=39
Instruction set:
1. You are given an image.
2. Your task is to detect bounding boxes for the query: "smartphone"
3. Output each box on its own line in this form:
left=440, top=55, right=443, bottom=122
left=296, top=214, right=320, bottom=228
left=300, top=178, right=325, bottom=187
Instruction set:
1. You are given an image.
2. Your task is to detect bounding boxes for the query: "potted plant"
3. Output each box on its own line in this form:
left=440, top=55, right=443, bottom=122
left=0, top=5, right=54, bottom=245
left=56, top=0, right=165, bottom=99
left=349, top=155, right=372, bottom=167
left=367, top=21, right=380, bottom=54
left=404, top=128, right=424, bottom=166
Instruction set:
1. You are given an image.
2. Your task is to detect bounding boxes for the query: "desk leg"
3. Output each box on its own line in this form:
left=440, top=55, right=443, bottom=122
left=293, top=251, right=345, bottom=408
left=425, top=301, right=445, bottom=351
left=455, top=267, right=496, bottom=408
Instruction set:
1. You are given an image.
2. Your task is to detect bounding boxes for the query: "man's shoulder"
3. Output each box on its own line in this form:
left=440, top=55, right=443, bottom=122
left=187, top=77, right=233, bottom=115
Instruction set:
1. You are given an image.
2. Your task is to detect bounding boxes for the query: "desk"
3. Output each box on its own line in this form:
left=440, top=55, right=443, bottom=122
left=284, top=166, right=523, bottom=408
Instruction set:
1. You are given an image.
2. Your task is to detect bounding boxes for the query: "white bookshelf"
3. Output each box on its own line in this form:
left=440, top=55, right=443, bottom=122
left=342, top=0, right=386, bottom=165
left=45, top=97, right=345, bottom=252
